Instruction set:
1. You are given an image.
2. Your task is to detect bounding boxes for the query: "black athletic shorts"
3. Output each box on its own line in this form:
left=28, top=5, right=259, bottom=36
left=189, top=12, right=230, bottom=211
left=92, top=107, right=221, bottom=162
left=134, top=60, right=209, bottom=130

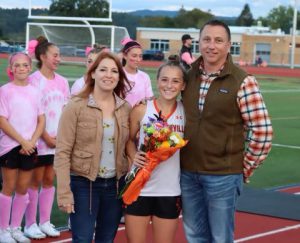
left=0, top=145, right=37, bottom=171
left=34, top=154, right=54, bottom=167
left=124, top=196, right=182, bottom=219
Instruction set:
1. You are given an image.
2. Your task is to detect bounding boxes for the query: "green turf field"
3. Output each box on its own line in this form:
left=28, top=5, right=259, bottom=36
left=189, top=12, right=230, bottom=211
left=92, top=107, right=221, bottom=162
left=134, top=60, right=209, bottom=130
left=1, top=60, right=300, bottom=226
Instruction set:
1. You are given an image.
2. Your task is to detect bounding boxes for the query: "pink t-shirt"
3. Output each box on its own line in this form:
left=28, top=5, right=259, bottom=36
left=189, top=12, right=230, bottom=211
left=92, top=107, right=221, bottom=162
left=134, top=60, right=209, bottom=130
left=124, top=69, right=153, bottom=107
left=181, top=52, right=196, bottom=65
left=0, top=82, right=44, bottom=156
left=29, top=70, right=70, bottom=155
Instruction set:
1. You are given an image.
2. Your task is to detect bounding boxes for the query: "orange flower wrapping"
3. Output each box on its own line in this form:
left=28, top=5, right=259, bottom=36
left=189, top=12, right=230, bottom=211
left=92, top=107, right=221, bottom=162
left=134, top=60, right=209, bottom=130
left=122, top=140, right=188, bottom=205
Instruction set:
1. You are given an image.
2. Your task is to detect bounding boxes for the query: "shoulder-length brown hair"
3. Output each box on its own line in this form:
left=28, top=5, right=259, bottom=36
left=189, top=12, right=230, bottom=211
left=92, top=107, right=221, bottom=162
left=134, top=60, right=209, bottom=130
left=77, top=52, right=131, bottom=99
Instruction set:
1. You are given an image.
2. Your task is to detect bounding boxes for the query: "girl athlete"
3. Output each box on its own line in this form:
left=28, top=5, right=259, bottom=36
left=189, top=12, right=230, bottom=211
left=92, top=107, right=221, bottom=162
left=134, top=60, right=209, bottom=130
left=125, top=58, right=186, bottom=243
left=24, top=36, right=70, bottom=239
left=0, top=52, right=45, bottom=243
left=121, top=37, right=154, bottom=106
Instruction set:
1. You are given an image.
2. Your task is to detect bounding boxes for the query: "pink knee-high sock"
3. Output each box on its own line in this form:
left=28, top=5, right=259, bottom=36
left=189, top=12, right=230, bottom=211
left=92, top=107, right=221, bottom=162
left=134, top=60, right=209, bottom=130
left=0, top=193, right=12, bottom=230
left=10, top=192, right=29, bottom=228
left=39, top=187, right=55, bottom=225
left=25, top=188, right=38, bottom=227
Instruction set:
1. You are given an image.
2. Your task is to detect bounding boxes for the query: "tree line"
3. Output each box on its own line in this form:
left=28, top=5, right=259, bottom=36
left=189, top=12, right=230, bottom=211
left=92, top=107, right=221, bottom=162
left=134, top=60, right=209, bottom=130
left=0, top=3, right=299, bottom=44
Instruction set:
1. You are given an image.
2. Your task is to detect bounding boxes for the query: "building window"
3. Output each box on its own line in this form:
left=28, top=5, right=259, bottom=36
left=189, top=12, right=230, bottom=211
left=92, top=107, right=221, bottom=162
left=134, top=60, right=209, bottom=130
left=192, top=40, right=199, bottom=53
left=230, top=42, right=240, bottom=55
left=150, top=39, right=169, bottom=51
left=256, top=50, right=271, bottom=55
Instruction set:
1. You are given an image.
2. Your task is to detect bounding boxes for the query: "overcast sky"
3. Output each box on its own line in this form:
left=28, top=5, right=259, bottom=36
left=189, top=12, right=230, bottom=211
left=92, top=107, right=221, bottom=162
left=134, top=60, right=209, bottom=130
left=0, top=0, right=297, bottom=18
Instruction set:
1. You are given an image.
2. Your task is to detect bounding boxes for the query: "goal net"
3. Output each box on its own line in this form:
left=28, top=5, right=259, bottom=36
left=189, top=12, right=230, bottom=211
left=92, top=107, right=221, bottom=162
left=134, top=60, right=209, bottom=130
left=26, top=22, right=129, bottom=63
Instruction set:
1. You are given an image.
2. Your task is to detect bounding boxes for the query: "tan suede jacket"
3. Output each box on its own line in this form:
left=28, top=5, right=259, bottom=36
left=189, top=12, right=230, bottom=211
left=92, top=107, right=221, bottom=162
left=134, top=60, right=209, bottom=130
left=54, top=94, right=131, bottom=207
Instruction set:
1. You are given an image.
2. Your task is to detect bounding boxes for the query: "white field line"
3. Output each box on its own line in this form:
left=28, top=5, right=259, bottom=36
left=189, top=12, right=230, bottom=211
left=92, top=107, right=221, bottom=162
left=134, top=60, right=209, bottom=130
left=234, top=224, right=300, bottom=242
left=68, top=78, right=77, bottom=82
left=272, top=143, right=300, bottom=150
left=271, top=116, right=300, bottom=120
left=51, top=239, right=71, bottom=243
left=262, top=89, right=300, bottom=93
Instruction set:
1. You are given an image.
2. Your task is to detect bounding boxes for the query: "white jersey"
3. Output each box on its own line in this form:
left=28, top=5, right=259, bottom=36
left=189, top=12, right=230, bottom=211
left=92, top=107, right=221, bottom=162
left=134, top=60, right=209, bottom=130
left=71, top=76, right=85, bottom=95
left=139, top=99, right=185, bottom=196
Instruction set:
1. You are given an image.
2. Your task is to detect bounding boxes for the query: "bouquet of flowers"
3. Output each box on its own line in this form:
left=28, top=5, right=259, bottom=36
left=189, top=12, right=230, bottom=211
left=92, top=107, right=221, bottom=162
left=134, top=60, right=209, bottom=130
left=119, top=112, right=188, bottom=205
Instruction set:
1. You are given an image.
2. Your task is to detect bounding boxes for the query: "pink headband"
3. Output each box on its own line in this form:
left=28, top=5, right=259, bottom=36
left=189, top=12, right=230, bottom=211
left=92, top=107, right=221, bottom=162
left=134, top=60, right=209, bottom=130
left=6, top=67, right=14, bottom=81
left=85, top=46, right=92, bottom=56
left=121, top=37, right=133, bottom=46
left=28, top=39, right=38, bottom=57
left=9, top=52, right=31, bottom=66
left=121, top=37, right=141, bottom=54
left=7, top=53, right=32, bottom=81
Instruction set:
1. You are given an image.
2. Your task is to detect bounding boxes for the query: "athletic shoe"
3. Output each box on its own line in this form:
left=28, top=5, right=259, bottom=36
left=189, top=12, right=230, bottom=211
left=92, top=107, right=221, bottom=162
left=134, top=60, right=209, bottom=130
left=24, top=223, right=46, bottom=239
left=11, top=227, right=31, bottom=243
left=0, top=228, right=16, bottom=243
left=67, top=217, right=71, bottom=231
left=39, top=221, right=60, bottom=237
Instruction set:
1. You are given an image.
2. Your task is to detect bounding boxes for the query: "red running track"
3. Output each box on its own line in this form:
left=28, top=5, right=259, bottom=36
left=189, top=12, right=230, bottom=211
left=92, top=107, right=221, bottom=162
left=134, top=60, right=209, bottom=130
left=31, top=185, right=300, bottom=242
left=30, top=211, right=300, bottom=243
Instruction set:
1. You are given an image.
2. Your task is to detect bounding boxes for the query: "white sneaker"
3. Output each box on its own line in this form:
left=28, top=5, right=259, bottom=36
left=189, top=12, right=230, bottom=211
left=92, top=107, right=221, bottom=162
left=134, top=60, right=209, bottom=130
left=39, top=221, right=60, bottom=237
left=67, top=217, right=71, bottom=231
left=0, top=228, right=16, bottom=243
left=11, top=227, right=31, bottom=243
left=24, top=223, right=46, bottom=239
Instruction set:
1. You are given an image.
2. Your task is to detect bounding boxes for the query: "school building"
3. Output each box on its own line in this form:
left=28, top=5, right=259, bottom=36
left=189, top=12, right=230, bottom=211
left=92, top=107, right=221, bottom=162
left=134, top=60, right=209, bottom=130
left=136, top=26, right=300, bottom=67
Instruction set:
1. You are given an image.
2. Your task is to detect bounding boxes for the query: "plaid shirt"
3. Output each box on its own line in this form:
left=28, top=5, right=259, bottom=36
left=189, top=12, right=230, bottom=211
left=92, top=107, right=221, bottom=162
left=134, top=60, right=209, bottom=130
left=199, top=71, right=273, bottom=181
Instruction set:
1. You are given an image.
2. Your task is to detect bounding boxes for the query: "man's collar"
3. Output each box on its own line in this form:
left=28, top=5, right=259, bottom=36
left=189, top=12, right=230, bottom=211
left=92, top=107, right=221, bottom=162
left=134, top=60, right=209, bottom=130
left=199, top=60, right=224, bottom=78
left=196, top=54, right=233, bottom=78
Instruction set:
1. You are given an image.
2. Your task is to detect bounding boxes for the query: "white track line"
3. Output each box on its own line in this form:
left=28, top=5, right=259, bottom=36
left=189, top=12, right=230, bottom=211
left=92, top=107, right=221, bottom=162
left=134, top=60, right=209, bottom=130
left=271, top=116, right=300, bottom=120
left=272, top=143, right=300, bottom=149
left=262, top=89, right=300, bottom=93
left=234, top=224, right=300, bottom=242
left=51, top=239, right=71, bottom=243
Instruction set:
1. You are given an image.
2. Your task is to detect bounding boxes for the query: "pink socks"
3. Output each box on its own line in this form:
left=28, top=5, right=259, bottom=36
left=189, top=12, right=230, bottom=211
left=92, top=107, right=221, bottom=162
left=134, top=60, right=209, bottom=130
left=25, top=188, right=38, bottom=227
left=0, top=188, right=54, bottom=229
left=10, top=193, right=29, bottom=228
left=39, top=186, right=55, bottom=225
left=25, top=187, right=55, bottom=227
left=0, top=193, right=12, bottom=229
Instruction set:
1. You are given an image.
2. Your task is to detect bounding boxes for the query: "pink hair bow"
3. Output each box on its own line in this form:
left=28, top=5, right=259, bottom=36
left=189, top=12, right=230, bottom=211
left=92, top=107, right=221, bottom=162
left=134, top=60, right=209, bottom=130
left=6, top=67, right=14, bottom=81
left=121, top=37, right=133, bottom=46
left=28, top=39, right=38, bottom=57
left=85, top=46, right=92, bottom=56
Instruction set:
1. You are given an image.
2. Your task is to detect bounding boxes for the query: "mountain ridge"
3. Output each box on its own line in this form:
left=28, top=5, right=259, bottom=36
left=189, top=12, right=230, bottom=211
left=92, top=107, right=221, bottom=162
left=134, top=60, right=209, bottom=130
left=120, top=9, right=237, bottom=22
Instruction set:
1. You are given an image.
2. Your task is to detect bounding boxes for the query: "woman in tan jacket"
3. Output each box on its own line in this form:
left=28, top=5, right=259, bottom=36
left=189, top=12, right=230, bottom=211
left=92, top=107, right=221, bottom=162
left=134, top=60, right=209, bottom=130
left=54, top=52, right=132, bottom=243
